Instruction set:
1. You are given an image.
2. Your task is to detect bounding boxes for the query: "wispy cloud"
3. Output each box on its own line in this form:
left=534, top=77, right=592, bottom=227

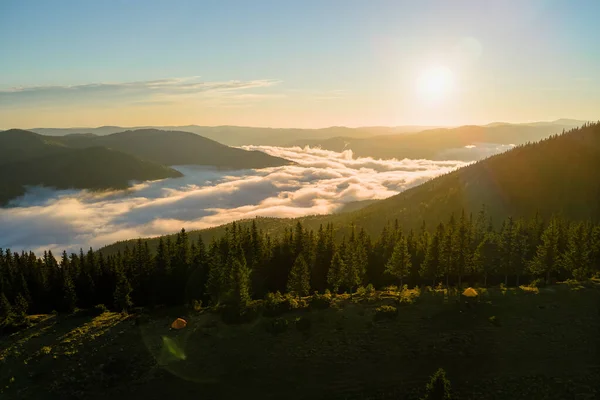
left=0, top=77, right=281, bottom=108
left=0, top=146, right=467, bottom=254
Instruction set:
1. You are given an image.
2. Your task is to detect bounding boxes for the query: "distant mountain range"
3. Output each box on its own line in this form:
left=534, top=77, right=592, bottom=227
left=289, top=121, right=589, bottom=161
left=100, top=122, right=600, bottom=255
left=24, top=125, right=437, bottom=146
left=14, top=120, right=587, bottom=161
left=0, top=129, right=291, bottom=205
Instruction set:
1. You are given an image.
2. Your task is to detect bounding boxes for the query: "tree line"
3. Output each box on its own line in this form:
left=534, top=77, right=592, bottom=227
left=1, top=207, right=600, bottom=318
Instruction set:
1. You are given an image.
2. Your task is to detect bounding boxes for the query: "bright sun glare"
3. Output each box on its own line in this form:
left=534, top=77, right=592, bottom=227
left=416, top=66, right=455, bottom=103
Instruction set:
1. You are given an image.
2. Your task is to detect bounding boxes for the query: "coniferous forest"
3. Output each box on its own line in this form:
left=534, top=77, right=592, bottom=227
left=2, top=209, right=599, bottom=319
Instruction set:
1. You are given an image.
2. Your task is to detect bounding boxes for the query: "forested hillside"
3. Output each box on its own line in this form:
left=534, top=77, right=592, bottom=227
left=0, top=130, right=181, bottom=205
left=3, top=210, right=599, bottom=318
left=343, top=122, right=600, bottom=233
left=57, top=129, right=291, bottom=168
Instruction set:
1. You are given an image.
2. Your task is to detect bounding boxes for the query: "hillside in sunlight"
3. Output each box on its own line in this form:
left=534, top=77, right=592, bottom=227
left=339, top=122, right=600, bottom=233
left=289, top=123, right=579, bottom=161
left=57, top=129, right=292, bottom=169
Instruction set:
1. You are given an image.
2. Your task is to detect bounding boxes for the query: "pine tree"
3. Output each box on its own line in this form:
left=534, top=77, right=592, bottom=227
left=227, top=257, right=251, bottom=307
left=14, top=293, right=29, bottom=317
left=312, top=224, right=334, bottom=292
left=187, top=235, right=209, bottom=304
left=454, top=210, right=472, bottom=288
left=421, top=225, right=442, bottom=287
left=471, top=232, right=499, bottom=287
left=499, top=218, right=516, bottom=286
left=562, top=222, right=591, bottom=280
left=529, top=217, right=561, bottom=283
left=62, top=268, right=77, bottom=313
left=422, top=368, right=452, bottom=400
left=512, top=220, right=529, bottom=286
left=206, top=239, right=225, bottom=305
left=590, top=224, right=600, bottom=276
left=385, top=236, right=412, bottom=287
left=287, top=254, right=310, bottom=296
left=327, top=251, right=346, bottom=293
left=441, top=215, right=456, bottom=287
left=113, top=269, right=133, bottom=312
left=0, top=293, right=12, bottom=321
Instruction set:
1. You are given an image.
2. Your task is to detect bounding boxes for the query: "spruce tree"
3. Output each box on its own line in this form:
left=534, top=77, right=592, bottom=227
left=62, top=269, right=78, bottom=313
left=454, top=210, right=472, bottom=288
left=327, top=251, right=346, bottom=293
left=471, top=232, right=499, bottom=287
left=422, top=368, right=452, bottom=400
left=441, top=215, right=456, bottom=287
left=312, top=224, right=333, bottom=292
left=385, top=236, right=411, bottom=287
left=499, top=218, right=516, bottom=286
left=227, top=257, right=251, bottom=307
left=562, top=222, right=591, bottom=280
left=113, top=269, right=133, bottom=312
left=287, top=254, right=311, bottom=296
left=0, top=293, right=12, bottom=321
left=529, top=216, right=561, bottom=283
left=421, top=224, right=443, bottom=287
left=14, top=293, right=29, bottom=317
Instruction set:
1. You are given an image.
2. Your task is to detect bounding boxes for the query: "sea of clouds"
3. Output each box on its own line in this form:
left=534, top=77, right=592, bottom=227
left=0, top=146, right=468, bottom=255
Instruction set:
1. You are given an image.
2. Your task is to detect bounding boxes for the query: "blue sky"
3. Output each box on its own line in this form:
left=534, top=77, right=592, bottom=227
left=1, top=0, right=599, bottom=128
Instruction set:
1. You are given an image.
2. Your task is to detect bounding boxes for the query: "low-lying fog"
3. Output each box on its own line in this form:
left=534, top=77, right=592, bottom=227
left=0, top=146, right=470, bottom=254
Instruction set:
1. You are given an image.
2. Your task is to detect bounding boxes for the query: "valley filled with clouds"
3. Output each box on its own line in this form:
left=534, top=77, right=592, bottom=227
left=0, top=146, right=467, bottom=254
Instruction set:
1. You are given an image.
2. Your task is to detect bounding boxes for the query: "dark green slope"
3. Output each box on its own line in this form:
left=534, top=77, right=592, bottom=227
left=0, top=129, right=69, bottom=165
left=0, top=129, right=181, bottom=205
left=59, top=129, right=292, bottom=168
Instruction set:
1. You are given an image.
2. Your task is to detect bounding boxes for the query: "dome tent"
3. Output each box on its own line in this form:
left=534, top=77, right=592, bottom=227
left=462, top=287, right=478, bottom=298
left=171, top=318, right=187, bottom=330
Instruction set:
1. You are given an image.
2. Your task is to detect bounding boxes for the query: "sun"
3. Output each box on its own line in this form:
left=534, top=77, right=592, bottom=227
left=416, top=66, right=455, bottom=103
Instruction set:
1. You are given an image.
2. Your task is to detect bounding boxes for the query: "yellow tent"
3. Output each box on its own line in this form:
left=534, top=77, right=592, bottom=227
left=171, top=318, right=187, bottom=330
left=462, top=287, right=478, bottom=298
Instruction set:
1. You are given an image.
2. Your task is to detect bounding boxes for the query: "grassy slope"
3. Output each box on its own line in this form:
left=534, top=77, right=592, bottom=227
left=1, top=283, right=599, bottom=400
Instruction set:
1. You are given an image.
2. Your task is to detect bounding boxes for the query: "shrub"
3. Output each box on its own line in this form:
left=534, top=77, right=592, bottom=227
left=191, top=299, right=203, bottom=312
left=94, top=304, right=108, bottom=314
left=529, top=278, right=546, bottom=288
left=374, top=305, right=397, bottom=321
left=0, top=314, right=30, bottom=334
left=265, top=317, right=289, bottom=335
left=422, top=368, right=452, bottom=400
left=263, top=292, right=304, bottom=317
left=309, top=291, right=333, bottom=310
left=356, top=286, right=366, bottom=297
left=488, top=315, right=501, bottom=327
left=572, top=268, right=589, bottom=282
left=365, top=284, right=375, bottom=296
left=295, top=316, right=312, bottom=332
